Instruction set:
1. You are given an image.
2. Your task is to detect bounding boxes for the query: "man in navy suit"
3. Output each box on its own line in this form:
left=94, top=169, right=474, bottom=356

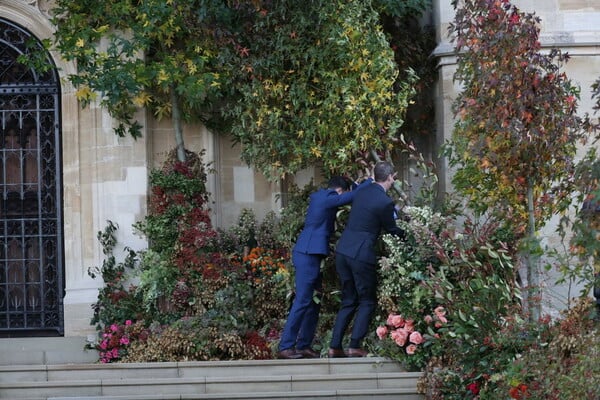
left=328, top=161, right=404, bottom=358
left=277, top=175, right=372, bottom=359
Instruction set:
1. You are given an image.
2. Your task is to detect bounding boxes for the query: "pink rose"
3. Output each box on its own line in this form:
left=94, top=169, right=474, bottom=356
left=434, top=306, right=446, bottom=317
left=99, top=340, right=108, bottom=350
left=386, top=313, right=404, bottom=328
left=390, top=314, right=405, bottom=328
left=406, top=344, right=417, bottom=355
left=409, top=331, right=424, bottom=345
left=125, top=320, right=132, bottom=326
left=436, top=315, right=448, bottom=324
left=376, top=326, right=388, bottom=340
left=386, top=314, right=395, bottom=326
left=424, top=315, right=433, bottom=324
left=120, top=337, right=130, bottom=345
left=110, top=324, right=119, bottom=332
left=404, top=320, right=415, bottom=333
left=391, top=328, right=409, bottom=347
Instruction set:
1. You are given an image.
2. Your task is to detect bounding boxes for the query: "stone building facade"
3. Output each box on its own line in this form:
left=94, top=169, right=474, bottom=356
left=0, top=0, right=598, bottom=337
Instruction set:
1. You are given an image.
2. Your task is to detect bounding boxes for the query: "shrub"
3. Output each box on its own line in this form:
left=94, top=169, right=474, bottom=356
left=492, top=297, right=599, bottom=400
left=88, top=221, right=146, bottom=334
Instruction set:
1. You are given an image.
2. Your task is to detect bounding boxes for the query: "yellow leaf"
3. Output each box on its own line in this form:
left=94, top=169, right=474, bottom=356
left=186, top=60, right=197, bottom=74
left=157, top=69, right=169, bottom=83
left=75, top=85, right=96, bottom=101
left=133, top=92, right=151, bottom=107
left=93, top=25, right=109, bottom=34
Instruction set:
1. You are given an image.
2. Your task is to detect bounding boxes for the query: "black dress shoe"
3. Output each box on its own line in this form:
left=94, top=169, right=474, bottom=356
left=277, top=349, right=303, bottom=359
left=297, top=348, right=320, bottom=358
left=346, top=347, right=369, bottom=357
left=327, top=348, right=347, bottom=358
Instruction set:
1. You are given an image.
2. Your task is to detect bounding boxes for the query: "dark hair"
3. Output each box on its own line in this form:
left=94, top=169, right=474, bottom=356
left=374, top=161, right=395, bottom=182
left=328, top=176, right=351, bottom=191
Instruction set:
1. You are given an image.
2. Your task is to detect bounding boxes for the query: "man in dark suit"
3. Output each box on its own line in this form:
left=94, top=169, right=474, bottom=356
left=277, top=175, right=372, bottom=359
left=328, top=161, right=404, bottom=358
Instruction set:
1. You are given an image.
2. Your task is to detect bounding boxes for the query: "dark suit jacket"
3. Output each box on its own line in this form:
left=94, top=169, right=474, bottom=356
left=293, top=179, right=371, bottom=256
left=335, top=182, right=403, bottom=265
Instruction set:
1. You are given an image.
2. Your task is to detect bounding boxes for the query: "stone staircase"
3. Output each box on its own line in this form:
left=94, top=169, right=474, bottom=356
left=0, top=337, right=425, bottom=400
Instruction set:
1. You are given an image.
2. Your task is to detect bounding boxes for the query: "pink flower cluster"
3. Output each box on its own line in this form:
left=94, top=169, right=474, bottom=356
left=424, top=306, right=448, bottom=329
left=376, top=314, right=424, bottom=355
left=377, top=307, right=448, bottom=355
left=98, top=320, right=133, bottom=363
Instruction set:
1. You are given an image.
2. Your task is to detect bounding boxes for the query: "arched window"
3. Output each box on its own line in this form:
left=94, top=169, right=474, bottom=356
left=0, top=18, right=63, bottom=336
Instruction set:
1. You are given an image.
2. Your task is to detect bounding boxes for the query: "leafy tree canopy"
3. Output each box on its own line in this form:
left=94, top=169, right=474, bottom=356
left=49, top=0, right=430, bottom=179
left=223, top=0, right=418, bottom=179
left=446, top=0, right=586, bottom=233
left=51, top=0, right=249, bottom=138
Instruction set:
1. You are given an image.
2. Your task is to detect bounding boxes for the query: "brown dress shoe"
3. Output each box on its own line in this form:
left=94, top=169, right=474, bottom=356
left=297, top=348, right=320, bottom=358
left=327, top=348, right=347, bottom=358
left=346, top=347, right=369, bottom=357
left=277, top=349, right=303, bottom=359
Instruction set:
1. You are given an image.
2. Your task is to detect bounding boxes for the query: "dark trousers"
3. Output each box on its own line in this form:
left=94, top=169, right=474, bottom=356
left=279, top=251, right=323, bottom=351
left=330, top=253, right=377, bottom=349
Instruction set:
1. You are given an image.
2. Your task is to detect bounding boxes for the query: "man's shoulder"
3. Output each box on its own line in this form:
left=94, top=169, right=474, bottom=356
left=356, top=183, right=385, bottom=197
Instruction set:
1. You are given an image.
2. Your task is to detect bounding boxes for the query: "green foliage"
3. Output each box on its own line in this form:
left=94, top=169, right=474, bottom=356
left=373, top=0, right=430, bottom=18
left=489, top=298, right=599, bottom=400
left=276, top=181, right=316, bottom=249
left=89, top=149, right=300, bottom=362
left=223, top=0, right=417, bottom=179
left=130, top=149, right=215, bottom=320
left=16, top=37, right=55, bottom=74
left=88, top=221, right=146, bottom=332
left=255, top=211, right=284, bottom=250
left=228, top=208, right=258, bottom=250
left=374, top=203, right=521, bottom=371
left=50, top=0, right=235, bottom=139
left=48, top=0, right=432, bottom=177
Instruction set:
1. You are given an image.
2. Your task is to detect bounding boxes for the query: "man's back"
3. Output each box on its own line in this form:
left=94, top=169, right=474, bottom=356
left=335, top=183, right=401, bottom=264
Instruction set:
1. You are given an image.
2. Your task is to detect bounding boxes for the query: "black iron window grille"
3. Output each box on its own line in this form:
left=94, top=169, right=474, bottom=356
left=0, top=18, right=64, bottom=336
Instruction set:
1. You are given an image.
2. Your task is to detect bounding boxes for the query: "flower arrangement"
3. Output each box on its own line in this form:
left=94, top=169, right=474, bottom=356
left=375, top=307, right=447, bottom=369
left=377, top=313, right=425, bottom=355
left=98, top=321, right=131, bottom=363
left=97, top=320, right=149, bottom=363
left=242, top=247, right=288, bottom=284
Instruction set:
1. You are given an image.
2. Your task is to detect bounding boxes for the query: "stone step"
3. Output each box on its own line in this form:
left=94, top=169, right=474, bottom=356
left=0, top=358, right=406, bottom=382
left=1, top=371, right=423, bottom=399
left=24, top=389, right=424, bottom=400
left=0, top=336, right=98, bottom=365
left=0, top=338, right=424, bottom=400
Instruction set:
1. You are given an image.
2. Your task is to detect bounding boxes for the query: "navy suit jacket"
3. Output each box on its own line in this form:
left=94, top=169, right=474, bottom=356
left=293, top=179, right=371, bottom=256
left=335, top=182, right=403, bottom=265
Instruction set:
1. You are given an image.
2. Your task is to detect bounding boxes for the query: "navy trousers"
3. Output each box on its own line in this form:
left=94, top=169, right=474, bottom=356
left=279, top=251, right=323, bottom=351
left=330, top=253, right=377, bottom=349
